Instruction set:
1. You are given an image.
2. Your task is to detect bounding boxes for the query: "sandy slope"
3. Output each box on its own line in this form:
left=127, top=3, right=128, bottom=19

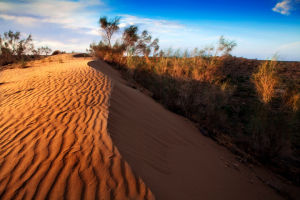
left=0, top=55, right=154, bottom=200
left=90, top=60, right=284, bottom=200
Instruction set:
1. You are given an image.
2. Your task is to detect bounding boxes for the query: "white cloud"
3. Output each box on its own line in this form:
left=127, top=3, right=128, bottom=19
left=0, top=1, right=237, bottom=51
left=0, top=0, right=102, bottom=33
left=120, top=15, right=185, bottom=36
left=119, top=15, right=227, bottom=50
left=34, top=39, right=88, bottom=52
left=274, top=41, right=300, bottom=60
left=85, top=28, right=101, bottom=36
left=272, top=0, right=292, bottom=15
left=0, top=14, right=38, bottom=26
left=277, top=41, right=300, bottom=50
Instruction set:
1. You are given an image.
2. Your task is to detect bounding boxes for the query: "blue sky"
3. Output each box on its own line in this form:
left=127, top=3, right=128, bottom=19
left=0, top=0, right=300, bottom=60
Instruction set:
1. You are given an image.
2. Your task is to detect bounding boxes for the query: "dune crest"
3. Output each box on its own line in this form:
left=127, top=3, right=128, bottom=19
left=0, top=55, right=154, bottom=200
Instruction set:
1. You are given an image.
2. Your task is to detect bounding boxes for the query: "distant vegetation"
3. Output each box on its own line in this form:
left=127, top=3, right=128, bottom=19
left=52, top=50, right=66, bottom=55
left=0, top=30, right=52, bottom=68
left=90, top=16, right=300, bottom=184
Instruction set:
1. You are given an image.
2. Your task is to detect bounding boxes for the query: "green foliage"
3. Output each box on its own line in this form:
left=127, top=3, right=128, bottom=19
left=135, top=30, right=159, bottom=60
left=123, top=25, right=139, bottom=51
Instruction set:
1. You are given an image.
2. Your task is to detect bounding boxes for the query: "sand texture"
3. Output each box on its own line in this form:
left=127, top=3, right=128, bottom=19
left=0, top=55, right=153, bottom=200
left=90, top=60, right=285, bottom=200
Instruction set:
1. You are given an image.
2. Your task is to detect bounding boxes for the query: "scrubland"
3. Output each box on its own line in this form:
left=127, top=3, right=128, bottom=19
left=91, top=16, right=300, bottom=185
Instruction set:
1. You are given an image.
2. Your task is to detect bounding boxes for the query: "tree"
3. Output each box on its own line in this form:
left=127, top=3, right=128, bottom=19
left=122, top=25, right=139, bottom=55
left=136, top=30, right=159, bottom=62
left=217, top=36, right=237, bottom=56
left=0, top=30, right=34, bottom=65
left=0, top=31, right=20, bottom=54
left=99, top=16, right=120, bottom=47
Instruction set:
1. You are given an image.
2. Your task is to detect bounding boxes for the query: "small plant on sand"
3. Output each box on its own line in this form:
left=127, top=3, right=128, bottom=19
left=20, top=58, right=28, bottom=68
left=36, top=46, right=52, bottom=56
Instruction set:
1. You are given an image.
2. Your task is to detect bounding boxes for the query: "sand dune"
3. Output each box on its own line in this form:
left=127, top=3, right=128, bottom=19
left=0, top=55, right=153, bottom=200
left=0, top=55, right=293, bottom=200
left=90, top=60, right=285, bottom=200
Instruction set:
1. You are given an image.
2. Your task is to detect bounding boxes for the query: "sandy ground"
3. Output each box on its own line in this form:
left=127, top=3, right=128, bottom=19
left=90, top=60, right=286, bottom=200
left=0, top=55, right=153, bottom=200
left=0, top=55, right=295, bottom=200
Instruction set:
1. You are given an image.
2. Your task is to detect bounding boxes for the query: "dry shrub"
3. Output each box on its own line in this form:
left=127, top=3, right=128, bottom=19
left=253, top=60, right=278, bottom=104
left=288, top=93, right=300, bottom=112
left=103, top=52, right=113, bottom=62
left=283, top=84, right=300, bottom=112
left=0, top=30, right=38, bottom=68
left=249, top=105, right=287, bottom=160
left=52, top=50, right=61, bottom=55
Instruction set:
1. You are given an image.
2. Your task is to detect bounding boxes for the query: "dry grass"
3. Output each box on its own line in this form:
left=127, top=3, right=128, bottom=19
left=253, top=60, right=278, bottom=104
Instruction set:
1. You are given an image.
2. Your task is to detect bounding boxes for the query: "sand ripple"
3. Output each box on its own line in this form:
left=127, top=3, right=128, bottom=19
left=0, top=55, right=153, bottom=200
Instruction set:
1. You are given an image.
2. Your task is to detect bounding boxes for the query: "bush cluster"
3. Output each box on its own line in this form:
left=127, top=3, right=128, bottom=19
left=92, top=16, right=299, bottom=184
left=0, top=30, right=52, bottom=68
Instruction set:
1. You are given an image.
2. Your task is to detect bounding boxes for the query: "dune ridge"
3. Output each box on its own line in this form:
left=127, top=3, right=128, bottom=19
left=90, top=60, right=286, bottom=200
left=0, top=55, right=154, bottom=200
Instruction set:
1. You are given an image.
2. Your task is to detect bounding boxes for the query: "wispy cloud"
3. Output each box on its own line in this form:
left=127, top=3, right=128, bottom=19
left=0, top=14, right=38, bottom=26
left=33, top=39, right=89, bottom=52
left=120, top=15, right=185, bottom=35
left=274, top=41, right=300, bottom=60
left=119, top=15, right=221, bottom=48
left=0, top=0, right=104, bottom=51
left=0, top=0, right=102, bottom=33
left=272, top=0, right=298, bottom=15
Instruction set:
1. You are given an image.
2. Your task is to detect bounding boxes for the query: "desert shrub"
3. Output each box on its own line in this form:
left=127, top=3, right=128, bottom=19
left=36, top=46, right=52, bottom=56
left=73, top=53, right=91, bottom=58
left=52, top=50, right=63, bottom=55
left=253, top=59, right=278, bottom=104
left=0, top=30, right=35, bottom=67
left=248, top=104, right=288, bottom=161
left=20, top=58, right=28, bottom=68
left=283, top=82, right=300, bottom=112
left=0, top=31, right=53, bottom=69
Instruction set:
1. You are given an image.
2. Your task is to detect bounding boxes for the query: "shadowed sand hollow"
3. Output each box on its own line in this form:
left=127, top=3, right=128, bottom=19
left=0, top=55, right=154, bottom=200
